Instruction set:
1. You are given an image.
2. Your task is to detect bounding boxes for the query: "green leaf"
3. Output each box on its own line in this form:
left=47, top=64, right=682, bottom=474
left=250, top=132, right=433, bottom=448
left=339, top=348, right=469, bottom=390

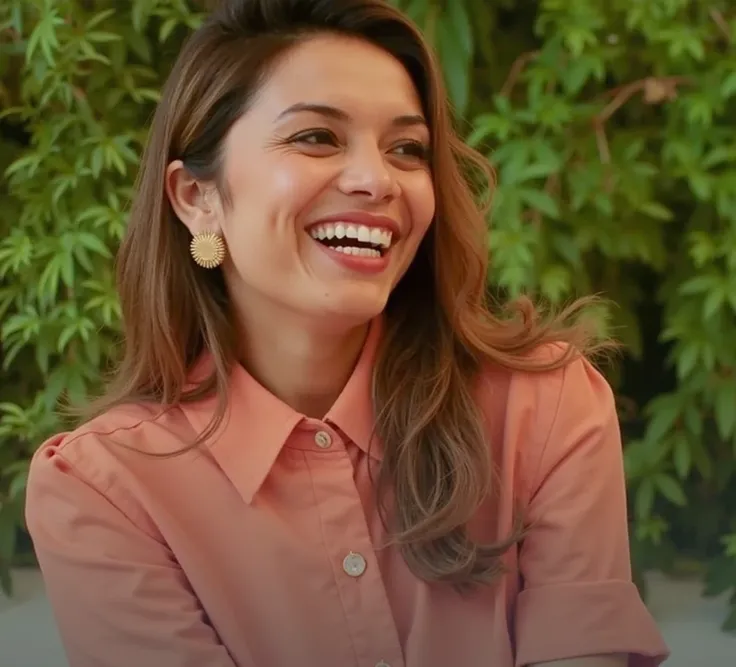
left=639, top=201, right=673, bottom=221
left=721, top=71, right=736, bottom=99
left=714, top=383, right=736, bottom=441
left=683, top=403, right=703, bottom=437
left=704, top=556, right=736, bottom=597
left=445, top=1, right=473, bottom=57
left=688, top=172, right=712, bottom=199
left=635, top=478, right=655, bottom=520
left=562, top=57, right=593, bottom=95
left=703, top=146, right=736, bottom=169
left=518, top=188, right=560, bottom=218
left=654, top=473, right=687, bottom=506
left=78, top=40, right=111, bottom=65
left=703, top=287, right=727, bottom=319
left=5, top=153, right=42, bottom=180
left=436, top=18, right=470, bottom=115
left=76, top=232, right=112, bottom=258
left=518, top=162, right=560, bottom=181
left=131, top=1, right=152, bottom=33
left=1, top=309, right=40, bottom=340
left=562, top=26, right=598, bottom=58
left=86, top=31, right=122, bottom=44
left=25, top=9, right=64, bottom=66
left=0, top=502, right=18, bottom=564
left=539, top=265, right=571, bottom=302
left=85, top=9, right=117, bottom=30
left=58, top=323, right=79, bottom=353
left=676, top=343, right=699, bottom=379
left=159, top=17, right=180, bottom=43
left=722, top=534, right=736, bottom=559
left=679, top=274, right=719, bottom=296
left=673, top=434, right=691, bottom=479
left=645, top=398, right=680, bottom=444
left=688, top=231, right=717, bottom=267
left=8, top=469, right=28, bottom=500
left=690, top=437, right=714, bottom=479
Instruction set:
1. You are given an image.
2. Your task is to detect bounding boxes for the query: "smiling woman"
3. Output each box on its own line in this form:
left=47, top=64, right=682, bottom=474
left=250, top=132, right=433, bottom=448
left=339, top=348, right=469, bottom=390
left=23, top=1, right=669, bottom=667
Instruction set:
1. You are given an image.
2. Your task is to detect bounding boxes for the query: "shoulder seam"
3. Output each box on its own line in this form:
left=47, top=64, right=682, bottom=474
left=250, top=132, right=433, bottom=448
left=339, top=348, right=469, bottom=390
left=58, top=405, right=180, bottom=453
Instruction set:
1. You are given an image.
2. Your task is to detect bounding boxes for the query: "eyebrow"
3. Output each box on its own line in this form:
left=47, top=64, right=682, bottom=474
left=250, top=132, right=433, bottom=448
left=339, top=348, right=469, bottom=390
left=275, top=102, right=427, bottom=129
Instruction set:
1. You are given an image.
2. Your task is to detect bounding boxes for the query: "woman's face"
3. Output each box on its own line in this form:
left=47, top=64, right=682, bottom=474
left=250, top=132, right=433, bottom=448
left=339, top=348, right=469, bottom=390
left=170, top=34, right=436, bottom=330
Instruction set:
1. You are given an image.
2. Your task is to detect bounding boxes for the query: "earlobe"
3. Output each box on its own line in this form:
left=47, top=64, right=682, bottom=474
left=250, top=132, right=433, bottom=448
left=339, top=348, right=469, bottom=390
left=165, top=160, right=215, bottom=236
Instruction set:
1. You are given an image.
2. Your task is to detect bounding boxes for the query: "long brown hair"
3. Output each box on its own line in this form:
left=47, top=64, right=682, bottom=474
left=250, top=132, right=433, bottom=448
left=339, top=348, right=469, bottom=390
left=89, top=0, right=610, bottom=587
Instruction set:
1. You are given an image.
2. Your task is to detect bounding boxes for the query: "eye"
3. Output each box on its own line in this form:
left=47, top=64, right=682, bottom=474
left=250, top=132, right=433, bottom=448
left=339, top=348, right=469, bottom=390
left=391, top=141, right=431, bottom=161
left=290, top=129, right=339, bottom=147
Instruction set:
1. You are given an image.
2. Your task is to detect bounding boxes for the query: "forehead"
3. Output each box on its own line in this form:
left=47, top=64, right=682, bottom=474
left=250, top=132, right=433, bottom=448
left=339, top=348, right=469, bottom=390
left=251, top=34, right=424, bottom=119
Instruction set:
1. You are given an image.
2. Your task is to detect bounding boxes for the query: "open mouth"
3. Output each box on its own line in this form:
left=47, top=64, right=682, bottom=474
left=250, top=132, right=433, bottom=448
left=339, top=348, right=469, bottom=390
left=308, top=222, right=394, bottom=259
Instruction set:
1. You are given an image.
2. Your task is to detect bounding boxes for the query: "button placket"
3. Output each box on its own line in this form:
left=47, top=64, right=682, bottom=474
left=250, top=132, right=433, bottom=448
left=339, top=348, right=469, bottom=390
left=304, top=438, right=405, bottom=667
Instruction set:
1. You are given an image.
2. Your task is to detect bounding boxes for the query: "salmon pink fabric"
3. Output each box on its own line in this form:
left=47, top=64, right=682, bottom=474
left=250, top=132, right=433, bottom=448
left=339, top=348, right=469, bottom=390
left=25, top=319, right=669, bottom=667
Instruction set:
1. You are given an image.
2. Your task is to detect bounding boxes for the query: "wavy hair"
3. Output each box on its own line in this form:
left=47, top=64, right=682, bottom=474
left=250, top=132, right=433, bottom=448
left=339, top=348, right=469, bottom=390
left=87, top=0, right=610, bottom=587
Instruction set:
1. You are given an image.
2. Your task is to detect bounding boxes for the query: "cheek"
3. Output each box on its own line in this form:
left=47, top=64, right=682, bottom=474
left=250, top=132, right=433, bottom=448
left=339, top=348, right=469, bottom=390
left=221, top=160, right=332, bottom=246
left=269, top=164, right=306, bottom=201
left=226, top=154, right=333, bottom=219
left=267, top=157, right=336, bottom=214
left=407, top=173, right=436, bottom=235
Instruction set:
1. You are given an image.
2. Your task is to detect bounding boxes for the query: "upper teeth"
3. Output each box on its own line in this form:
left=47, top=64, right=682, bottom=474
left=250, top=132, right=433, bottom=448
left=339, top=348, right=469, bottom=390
left=309, top=223, right=393, bottom=249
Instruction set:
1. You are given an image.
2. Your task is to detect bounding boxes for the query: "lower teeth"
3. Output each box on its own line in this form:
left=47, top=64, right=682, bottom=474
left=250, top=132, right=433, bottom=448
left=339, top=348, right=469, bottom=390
left=332, top=246, right=381, bottom=258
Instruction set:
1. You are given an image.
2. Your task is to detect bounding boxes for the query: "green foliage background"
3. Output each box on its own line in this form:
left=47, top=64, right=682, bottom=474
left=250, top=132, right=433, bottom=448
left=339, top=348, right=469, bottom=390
left=1, top=0, right=736, bottom=631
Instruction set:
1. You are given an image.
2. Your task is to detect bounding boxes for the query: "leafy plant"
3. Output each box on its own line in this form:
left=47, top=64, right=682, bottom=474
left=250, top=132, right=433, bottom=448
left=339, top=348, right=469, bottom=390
left=2, top=0, right=736, bottom=632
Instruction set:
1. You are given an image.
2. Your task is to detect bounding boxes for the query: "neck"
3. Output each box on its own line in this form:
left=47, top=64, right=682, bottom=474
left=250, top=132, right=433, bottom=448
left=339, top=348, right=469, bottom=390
left=236, top=312, right=371, bottom=419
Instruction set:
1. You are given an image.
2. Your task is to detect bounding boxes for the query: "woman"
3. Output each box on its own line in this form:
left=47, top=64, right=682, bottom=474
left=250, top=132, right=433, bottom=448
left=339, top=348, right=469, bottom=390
left=25, top=1, right=670, bottom=666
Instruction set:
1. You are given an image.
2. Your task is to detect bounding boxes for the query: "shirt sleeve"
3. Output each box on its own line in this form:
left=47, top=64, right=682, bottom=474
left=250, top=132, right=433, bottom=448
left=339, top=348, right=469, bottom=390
left=514, top=356, right=670, bottom=667
left=24, top=438, right=241, bottom=667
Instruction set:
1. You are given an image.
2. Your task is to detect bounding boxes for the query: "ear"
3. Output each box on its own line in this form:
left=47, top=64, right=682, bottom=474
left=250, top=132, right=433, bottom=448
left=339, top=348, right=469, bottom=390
left=165, top=160, right=222, bottom=236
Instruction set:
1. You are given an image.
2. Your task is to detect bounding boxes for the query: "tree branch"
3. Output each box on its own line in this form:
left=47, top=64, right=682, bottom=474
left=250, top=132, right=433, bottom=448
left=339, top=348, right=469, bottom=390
left=709, top=8, right=731, bottom=43
left=500, top=51, right=539, bottom=97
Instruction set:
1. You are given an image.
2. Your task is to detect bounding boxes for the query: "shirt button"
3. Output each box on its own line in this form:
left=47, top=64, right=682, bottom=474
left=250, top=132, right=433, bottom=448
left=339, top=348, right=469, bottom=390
left=342, top=551, right=367, bottom=577
left=314, top=430, right=332, bottom=449
left=375, top=662, right=390, bottom=667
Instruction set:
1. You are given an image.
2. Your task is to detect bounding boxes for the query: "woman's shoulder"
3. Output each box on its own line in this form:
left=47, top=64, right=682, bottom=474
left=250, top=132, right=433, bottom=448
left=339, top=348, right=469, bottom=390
left=29, top=401, right=196, bottom=486
left=478, top=340, right=614, bottom=412
left=476, top=341, right=619, bottom=493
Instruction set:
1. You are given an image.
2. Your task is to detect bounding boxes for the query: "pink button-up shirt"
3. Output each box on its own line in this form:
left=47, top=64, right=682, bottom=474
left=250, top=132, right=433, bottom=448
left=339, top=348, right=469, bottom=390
left=25, top=319, right=669, bottom=667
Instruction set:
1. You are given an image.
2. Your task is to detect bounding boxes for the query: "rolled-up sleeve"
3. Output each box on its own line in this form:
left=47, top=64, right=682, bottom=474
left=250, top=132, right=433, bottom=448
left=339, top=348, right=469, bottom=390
left=515, top=357, right=670, bottom=667
left=25, top=435, right=240, bottom=667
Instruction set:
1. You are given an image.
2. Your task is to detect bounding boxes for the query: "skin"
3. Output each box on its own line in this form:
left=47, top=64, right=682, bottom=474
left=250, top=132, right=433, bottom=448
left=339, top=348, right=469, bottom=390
left=167, top=34, right=435, bottom=417
left=167, top=34, right=630, bottom=667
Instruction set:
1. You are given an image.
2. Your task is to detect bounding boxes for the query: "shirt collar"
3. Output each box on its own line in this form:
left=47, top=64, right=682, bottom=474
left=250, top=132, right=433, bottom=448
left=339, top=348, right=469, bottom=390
left=180, top=317, right=383, bottom=503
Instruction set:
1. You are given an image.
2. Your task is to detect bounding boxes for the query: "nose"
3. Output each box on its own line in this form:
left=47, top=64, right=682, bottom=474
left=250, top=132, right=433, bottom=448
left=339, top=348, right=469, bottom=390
left=337, top=143, right=400, bottom=202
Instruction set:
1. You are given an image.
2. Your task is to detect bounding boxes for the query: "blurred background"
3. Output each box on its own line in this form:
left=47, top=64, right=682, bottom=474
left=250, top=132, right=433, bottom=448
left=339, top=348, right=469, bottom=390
left=1, top=0, right=735, bottom=664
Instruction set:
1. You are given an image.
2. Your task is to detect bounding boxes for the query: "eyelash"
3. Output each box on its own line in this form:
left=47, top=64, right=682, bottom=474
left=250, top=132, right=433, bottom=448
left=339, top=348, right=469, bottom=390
left=289, top=129, right=431, bottom=161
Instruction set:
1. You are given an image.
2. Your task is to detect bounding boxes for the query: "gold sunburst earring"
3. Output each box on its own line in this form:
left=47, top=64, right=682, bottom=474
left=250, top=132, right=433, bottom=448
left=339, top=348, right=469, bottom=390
left=190, top=231, right=226, bottom=269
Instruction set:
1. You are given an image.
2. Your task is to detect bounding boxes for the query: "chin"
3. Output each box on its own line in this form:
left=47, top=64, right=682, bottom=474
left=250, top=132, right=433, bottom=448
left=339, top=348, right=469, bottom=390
left=312, top=292, right=389, bottom=328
